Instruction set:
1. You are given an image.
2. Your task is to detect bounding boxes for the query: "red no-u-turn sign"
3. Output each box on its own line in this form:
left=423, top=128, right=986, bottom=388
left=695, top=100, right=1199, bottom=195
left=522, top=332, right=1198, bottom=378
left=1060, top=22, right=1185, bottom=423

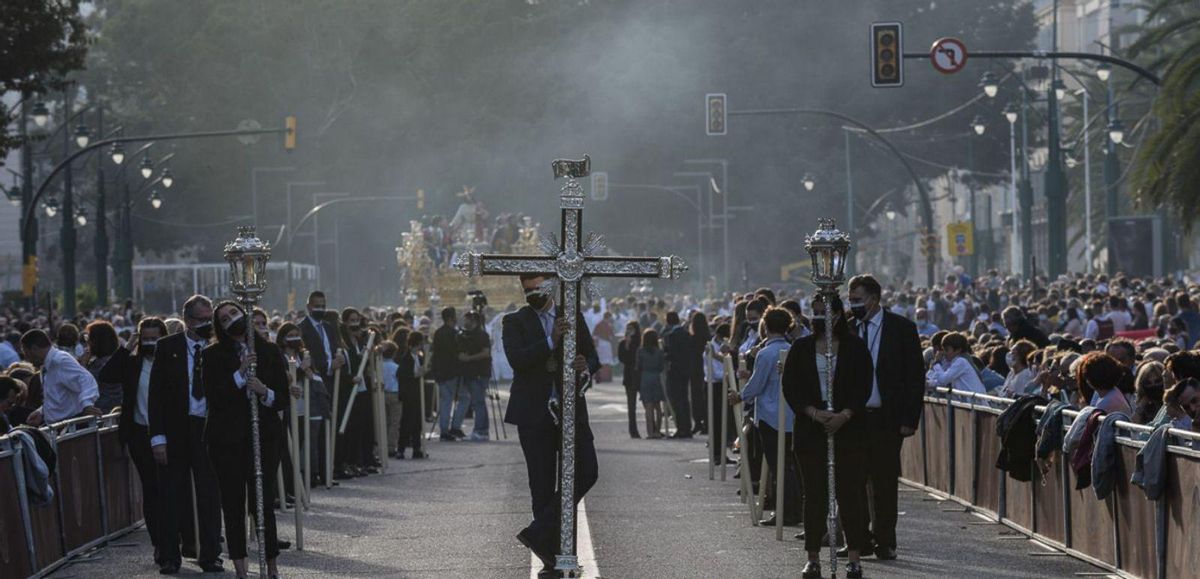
left=930, top=37, right=968, bottom=74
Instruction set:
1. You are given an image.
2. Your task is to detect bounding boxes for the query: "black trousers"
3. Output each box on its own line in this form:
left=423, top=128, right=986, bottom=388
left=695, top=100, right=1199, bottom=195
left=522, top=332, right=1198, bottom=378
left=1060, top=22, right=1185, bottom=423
left=622, top=380, right=639, bottom=436
left=158, top=417, right=222, bottom=566
left=208, top=436, right=282, bottom=561
left=665, top=375, right=693, bottom=434
left=862, top=410, right=904, bottom=549
left=689, top=371, right=707, bottom=430
left=744, top=417, right=763, bottom=485
left=517, top=422, right=598, bottom=552
left=335, top=389, right=372, bottom=469
left=757, top=422, right=803, bottom=523
left=281, top=414, right=300, bottom=499
left=709, top=382, right=737, bottom=460
left=398, top=390, right=424, bottom=452
left=796, top=435, right=869, bottom=553
left=125, top=424, right=162, bottom=552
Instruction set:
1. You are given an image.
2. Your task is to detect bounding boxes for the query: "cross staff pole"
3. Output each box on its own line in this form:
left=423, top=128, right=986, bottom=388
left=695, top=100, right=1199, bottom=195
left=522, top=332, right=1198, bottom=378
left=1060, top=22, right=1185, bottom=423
left=453, top=156, right=687, bottom=576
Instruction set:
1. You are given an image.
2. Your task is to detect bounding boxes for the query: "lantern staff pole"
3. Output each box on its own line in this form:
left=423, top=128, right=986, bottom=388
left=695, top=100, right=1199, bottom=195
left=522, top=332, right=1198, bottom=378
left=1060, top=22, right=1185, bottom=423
left=224, top=226, right=270, bottom=579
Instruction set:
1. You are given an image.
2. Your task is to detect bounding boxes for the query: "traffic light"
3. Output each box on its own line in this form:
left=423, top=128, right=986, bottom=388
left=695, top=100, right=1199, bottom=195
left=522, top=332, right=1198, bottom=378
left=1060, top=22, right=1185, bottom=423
left=706, top=93, right=727, bottom=136
left=284, top=115, right=297, bottom=150
left=22, top=256, right=37, bottom=297
left=591, top=172, right=608, bottom=201
left=871, top=22, right=904, bottom=87
left=416, top=188, right=425, bottom=210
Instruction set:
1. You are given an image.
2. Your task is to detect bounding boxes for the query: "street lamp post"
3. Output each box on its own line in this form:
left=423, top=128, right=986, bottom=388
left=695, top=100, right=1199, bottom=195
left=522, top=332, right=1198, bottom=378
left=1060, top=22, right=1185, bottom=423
left=1043, top=0, right=1070, bottom=277
left=1018, top=72, right=1035, bottom=278
left=61, top=89, right=79, bottom=318
left=94, top=106, right=110, bottom=304
left=20, top=94, right=38, bottom=308
left=967, top=117, right=986, bottom=278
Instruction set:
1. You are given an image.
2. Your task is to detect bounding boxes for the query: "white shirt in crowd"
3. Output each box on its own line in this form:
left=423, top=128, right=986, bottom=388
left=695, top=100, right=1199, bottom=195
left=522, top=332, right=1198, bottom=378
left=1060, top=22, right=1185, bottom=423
left=999, top=367, right=1035, bottom=398
left=926, top=356, right=987, bottom=395
left=39, top=347, right=100, bottom=423
left=135, top=357, right=153, bottom=426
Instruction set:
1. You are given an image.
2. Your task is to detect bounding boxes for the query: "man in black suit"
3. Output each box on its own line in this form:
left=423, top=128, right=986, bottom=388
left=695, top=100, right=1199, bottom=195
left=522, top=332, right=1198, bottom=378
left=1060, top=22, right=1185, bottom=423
left=847, top=275, right=925, bottom=560
left=298, top=291, right=342, bottom=484
left=661, top=311, right=694, bottom=438
left=147, top=295, right=223, bottom=574
left=504, top=273, right=600, bottom=579
left=99, top=316, right=169, bottom=566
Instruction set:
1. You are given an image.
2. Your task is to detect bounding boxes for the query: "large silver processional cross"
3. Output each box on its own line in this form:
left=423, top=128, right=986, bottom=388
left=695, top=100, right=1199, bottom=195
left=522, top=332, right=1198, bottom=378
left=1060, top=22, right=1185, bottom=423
left=453, top=155, right=688, bottom=576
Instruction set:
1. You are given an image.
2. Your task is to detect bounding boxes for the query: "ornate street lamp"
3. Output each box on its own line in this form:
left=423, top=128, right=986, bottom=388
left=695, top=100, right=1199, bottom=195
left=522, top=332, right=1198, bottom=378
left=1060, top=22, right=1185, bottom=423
left=979, top=72, right=999, bottom=99
left=803, top=217, right=852, bottom=578
left=44, top=197, right=60, bottom=218
left=73, top=124, right=90, bottom=148
left=149, top=189, right=163, bottom=209
left=160, top=167, right=175, bottom=188
left=222, top=225, right=272, bottom=579
left=1108, top=119, right=1125, bottom=145
left=1053, top=79, right=1067, bottom=101
left=74, top=207, right=88, bottom=227
left=885, top=206, right=897, bottom=221
left=1003, top=101, right=1019, bottom=125
left=802, top=172, right=816, bottom=192
left=32, top=102, right=50, bottom=128
left=139, top=155, right=154, bottom=179
left=971, top=115, right=987, bottom=136
left=110, top=142, right=125, bottom=165
left=1096, top=62, right=1111, bottom=82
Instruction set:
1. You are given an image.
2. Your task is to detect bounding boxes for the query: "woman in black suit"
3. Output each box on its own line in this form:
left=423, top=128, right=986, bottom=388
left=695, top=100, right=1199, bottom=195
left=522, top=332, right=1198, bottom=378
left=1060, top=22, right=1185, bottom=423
left=781, top=294, right=873, bottom=579
left=396, top=330, right=427, bottom=458
left=616, top=320, right=642, bottom=438
left=204, top=301, right=289, bottom=579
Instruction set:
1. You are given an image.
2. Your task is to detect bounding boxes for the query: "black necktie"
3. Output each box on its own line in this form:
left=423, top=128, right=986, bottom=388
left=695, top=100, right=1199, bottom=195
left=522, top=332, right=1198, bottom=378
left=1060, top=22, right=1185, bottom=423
left=861, top=320, right=869, bottom=342
left=191, top=343, right=204, bottom=401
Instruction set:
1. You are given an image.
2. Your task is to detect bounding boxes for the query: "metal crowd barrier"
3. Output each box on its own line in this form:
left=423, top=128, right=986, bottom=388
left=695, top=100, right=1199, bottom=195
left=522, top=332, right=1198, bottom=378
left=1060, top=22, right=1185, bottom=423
left=0, top=411, right=145, bottom=579
left=902, top=388, right=1198, bottom=579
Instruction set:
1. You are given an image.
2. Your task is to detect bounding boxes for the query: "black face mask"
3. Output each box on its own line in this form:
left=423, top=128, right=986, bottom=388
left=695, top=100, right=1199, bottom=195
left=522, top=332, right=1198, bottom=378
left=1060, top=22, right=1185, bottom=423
left=526, top=292, right=549, bottom=312
left=309, top=307, right=326, bottom=317
left=848, top=301, right=868, bottom=320
left=811, top=316, right=826, bottom=336
left=224, top=314, right=248, bottom=337
left=192, top=321, right=214, bottom=340
left=140, top=341, right=158, bottom=358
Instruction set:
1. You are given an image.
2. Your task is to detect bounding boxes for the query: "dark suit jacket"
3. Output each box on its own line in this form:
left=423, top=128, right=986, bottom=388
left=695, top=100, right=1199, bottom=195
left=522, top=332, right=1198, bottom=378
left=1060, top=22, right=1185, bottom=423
left=869, top=311, right=927, bottom=430
left=502, top=305, right=600, bottom=431
left=781, top=333, right=873, bottom=448
left=662, top=325, right=692, bottom=380
left=148, top=332, right=202, bottom=458
left=98, top=345, right=149, bottom=443
left=299, top=316, right=341, bottom=377
left=201, top=338, right=289, bottom=447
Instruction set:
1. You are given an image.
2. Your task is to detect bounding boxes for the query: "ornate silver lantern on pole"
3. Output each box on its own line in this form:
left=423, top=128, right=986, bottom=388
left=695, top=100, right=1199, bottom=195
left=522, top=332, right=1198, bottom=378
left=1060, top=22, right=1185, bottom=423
left=223, top=226, right=272, bottom=579
left=803, top=217, right=851, bottom=578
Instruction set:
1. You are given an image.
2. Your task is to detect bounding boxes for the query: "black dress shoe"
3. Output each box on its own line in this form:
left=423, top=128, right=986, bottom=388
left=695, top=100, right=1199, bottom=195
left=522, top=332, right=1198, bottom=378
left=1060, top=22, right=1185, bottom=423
left=794, top=531, right=805, bottom=540
left=517, top=529, right=554, bottom=569
left=846, top=561, right=864, bottom=578
left=875, top=545, right=898, bottom=560
left=801, top=561, right=821, bottom=579
left=333, top=470, right=353, bottom=480
left=277, top=540, right=292, bottom=550
left=412, top=450, right=428, bottom=459
left=630, top=431, right=641, bottom=439
left=439, top=434, right=457, bottom=441
left=198, top=560, right=224, bottom=573
left=669, top=432, right=693, bottom=439
left=537, top=570, right=558, bottom=579
left=159, top=562, right=180, bottom=575
left=364, top=466, right=380, bottom=474
left=181, top=547, right=197, bottom=559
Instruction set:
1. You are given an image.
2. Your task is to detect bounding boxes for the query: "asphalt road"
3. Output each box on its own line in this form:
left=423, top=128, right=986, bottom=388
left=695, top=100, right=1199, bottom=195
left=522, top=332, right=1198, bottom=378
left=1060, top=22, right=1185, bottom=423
left=52, top=381, right=1112, bottom=578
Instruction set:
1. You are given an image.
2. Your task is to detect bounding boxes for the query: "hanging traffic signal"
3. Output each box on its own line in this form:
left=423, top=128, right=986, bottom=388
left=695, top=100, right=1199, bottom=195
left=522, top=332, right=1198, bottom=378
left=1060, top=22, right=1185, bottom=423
left=706, top=93, right=727, bottom=136
left=871, top=22, right=904, bottom=87
left=284, top=115, right=297, bottom=150
left=416, top=189, right=425, bottom=210
left=591, top=172, right=608, bottom=201
left=22, top=256, right=37, bottom=297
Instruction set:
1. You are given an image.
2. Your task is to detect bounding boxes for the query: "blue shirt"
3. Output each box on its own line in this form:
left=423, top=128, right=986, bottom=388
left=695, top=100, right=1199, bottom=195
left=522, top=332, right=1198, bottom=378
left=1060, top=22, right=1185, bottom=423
left=382, top=359, right=400, bottom=393
left=739, top=337, right=794, bottom=432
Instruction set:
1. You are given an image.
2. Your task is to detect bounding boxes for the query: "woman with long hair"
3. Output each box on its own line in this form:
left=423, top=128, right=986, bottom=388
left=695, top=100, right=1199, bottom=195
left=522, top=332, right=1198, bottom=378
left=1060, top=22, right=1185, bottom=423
left=781, top=294, right=872, bottom=579
left=83, top=320, right=123, bottom=412
left=617, top=320, right=642, bottom=438
left=203, top=301, right=289, bottom=579
left=688, top=311, right=713, bottom=435
left=396, top=331, right=427, bottom=458
left=276, top=321, right=314, bottom=503
left=638, top=329, right=666, bottom=438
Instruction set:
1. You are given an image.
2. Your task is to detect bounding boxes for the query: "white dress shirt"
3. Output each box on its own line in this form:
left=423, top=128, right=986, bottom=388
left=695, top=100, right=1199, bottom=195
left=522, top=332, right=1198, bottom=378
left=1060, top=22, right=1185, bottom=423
left=39, top=347, right=99, bottom=423
left=309, top=315, right=333, bottom=365
left=926, top=356, right=987, bottom=394
left=861, top=308, right=884, bottom=408
left=135, top=357, right=153, bottom=426
left=185, top=335, right=209, bottom=418
left=539, top=308, right=557, bottom=350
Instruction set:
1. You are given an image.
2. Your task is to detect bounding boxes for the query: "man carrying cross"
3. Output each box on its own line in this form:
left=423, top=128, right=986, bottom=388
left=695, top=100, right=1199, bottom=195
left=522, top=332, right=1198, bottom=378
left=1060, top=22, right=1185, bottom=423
left=454, top=155, right=686, bottom=577
left=506, top=273, right=600, bottom=577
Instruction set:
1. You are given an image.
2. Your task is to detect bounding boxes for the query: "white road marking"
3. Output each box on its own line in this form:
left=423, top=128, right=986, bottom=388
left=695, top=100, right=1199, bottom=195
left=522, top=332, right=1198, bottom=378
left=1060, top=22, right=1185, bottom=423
left=530, top=499, right=600, bottom=578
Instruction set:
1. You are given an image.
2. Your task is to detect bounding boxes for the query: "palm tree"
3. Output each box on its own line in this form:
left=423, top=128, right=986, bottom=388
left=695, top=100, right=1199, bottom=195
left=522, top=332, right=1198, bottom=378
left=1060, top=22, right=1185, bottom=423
left=1126, top=0, right=1200, bottom=227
